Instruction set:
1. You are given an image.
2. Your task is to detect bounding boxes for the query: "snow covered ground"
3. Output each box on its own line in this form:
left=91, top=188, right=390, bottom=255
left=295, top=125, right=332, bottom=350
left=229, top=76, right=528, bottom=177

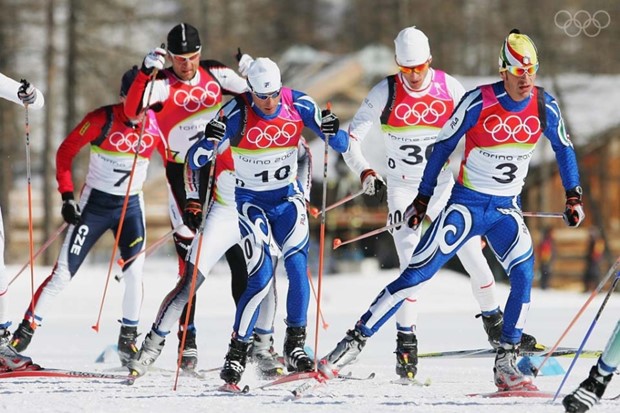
left=3, top=257, right=620, bottom=413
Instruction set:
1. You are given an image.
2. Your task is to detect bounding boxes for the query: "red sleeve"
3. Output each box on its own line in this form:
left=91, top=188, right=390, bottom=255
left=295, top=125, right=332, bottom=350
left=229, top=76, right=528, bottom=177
left=123, top=70, right=151, bottom=119
left=55, top=108, right=107, bottom=195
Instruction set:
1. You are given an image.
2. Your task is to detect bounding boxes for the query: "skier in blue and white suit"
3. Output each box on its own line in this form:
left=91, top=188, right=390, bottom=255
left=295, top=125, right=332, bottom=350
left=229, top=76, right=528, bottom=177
left=319, top=29, right=584, bottom=392
left=198, top=57, right=348, bottom=386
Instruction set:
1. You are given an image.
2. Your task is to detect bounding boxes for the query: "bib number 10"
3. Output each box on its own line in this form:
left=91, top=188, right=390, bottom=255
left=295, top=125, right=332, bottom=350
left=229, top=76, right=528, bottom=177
left=255, top=165, right=292, bottom=182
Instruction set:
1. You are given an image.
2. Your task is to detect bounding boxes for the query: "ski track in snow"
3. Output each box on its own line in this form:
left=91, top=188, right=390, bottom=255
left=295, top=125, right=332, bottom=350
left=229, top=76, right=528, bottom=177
left=3, top=258, right=619, bottom=412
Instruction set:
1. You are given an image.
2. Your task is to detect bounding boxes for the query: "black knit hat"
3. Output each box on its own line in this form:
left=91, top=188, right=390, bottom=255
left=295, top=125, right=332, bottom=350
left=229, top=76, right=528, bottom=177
left=120, top=65, right=139, bottom=97
left=167, top=23, right=201, bottom=55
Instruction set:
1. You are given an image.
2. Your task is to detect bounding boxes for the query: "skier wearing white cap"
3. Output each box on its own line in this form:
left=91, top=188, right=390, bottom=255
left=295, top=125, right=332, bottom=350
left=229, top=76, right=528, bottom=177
left=320, top=29, right=583, bottom=392
left=193, top=57, right=348, bottom=386
left=342, top=26, right=539, bottom=380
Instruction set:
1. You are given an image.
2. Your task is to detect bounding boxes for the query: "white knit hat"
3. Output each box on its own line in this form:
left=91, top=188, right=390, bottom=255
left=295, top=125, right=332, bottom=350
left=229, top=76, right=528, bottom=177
left=394, top=27, right=431, bottom=66
left=247, top=58, right=282, bottom=94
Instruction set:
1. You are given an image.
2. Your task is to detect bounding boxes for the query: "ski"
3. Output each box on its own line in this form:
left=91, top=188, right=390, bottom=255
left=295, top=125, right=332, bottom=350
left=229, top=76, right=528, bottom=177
left=289, top=376, right=326, bottom=399
left=122, top=371, right=140, bottom=386
left=337, top=371, right=376, bottom=381
left=391, top=377, right=432, bottom=386
left=419, top=346, right=600, bottom=359
left=467, top=388, right=555, bottom=398
left=256, top=371, right=322, bottom=390
left=0, top=367, right=127, bottom=380
left=218, top=383, right=250, bottom=394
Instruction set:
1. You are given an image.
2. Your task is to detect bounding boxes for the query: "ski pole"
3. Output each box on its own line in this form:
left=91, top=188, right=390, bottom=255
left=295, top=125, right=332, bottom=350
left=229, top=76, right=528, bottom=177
left=333, top=220, right=406, bottom=250
left=522, top=211, right=563, bottom=219
left=22, top=92, right=37, bottom=325
left=10, top=223, right=68, bottom=286
left=313, top=102, right=332, bottom=370
left=307, top=267, right=328, bottom=330
left=535, top=256, right=620, bottom=377
left=114, top=224, right=182, bottom=282
left=174, top=151, right=218, bottom=391
left=92, top=61, right=161, bottom=333
left=552, top=271, right=620, bottom=402
left=309, top=188, right=366, bottom=218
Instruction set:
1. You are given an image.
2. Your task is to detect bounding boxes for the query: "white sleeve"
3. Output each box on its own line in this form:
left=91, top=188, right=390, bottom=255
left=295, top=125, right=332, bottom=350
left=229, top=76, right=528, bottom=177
left=445, top=73, right=466, bottom=106
left=0, top=72, right=44, bottom=109
left=343, top=80, right=389, bottom=177
left=211, top=66, right=249, bottom=94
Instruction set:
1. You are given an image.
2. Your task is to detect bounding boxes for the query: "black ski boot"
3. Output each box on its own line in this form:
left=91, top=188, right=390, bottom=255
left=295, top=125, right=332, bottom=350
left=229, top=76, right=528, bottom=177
left=220, top=337, right=249, bottom=385
left=395, top=332, right=418, bottom=379
left=478, top=310, right=540, bottom=351
left=117, top=325, right=139, bottom=366
left=10, top=319, right=35, bottom=352
left=283, top=326, right=314, bottom=372
left=563, top=365, right=612, bottom=413
left=178, top=326, right=198, bottom=371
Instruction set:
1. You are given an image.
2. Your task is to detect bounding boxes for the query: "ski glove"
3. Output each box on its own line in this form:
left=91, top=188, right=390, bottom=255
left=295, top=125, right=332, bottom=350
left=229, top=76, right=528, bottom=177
left=61, top=192, right=81, bottom=225
left=360, top=169, right=387, bottom=203
left=320, top=109, right=339, bottom=135
left=18, top=80, right=37, bottom=105
left=183, top=199, right=203, bottom=231
left=404, top=194, right=430, bottom=230
left=204, top=117, right=226, bottom=142
left=562, top=186, right=585, bottom=227
left=142, top=47, right=166, bottom=74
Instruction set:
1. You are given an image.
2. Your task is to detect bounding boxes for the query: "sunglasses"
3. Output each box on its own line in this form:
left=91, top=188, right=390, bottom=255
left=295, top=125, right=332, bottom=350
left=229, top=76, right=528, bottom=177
left=398, top=61, right=430, bottom=74
left=502, top=64, right=539, bottom=77
left=253, top=89, right=281, bottom=100
left=168, top=50, right=201, bottom=63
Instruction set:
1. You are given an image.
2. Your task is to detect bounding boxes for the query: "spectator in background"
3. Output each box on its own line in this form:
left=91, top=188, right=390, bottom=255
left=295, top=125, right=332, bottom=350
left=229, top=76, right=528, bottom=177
left=583, top=227, right=605, bottom=292
left=537, top=226, right=554, bottom=290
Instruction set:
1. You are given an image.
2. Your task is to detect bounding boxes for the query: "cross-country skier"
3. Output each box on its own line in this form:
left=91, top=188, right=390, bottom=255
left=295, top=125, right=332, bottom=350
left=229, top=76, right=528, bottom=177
left=10, top=67, right=164, bottom=367
left=341, top=26, right=538, bottom=379
left=563, top=319, right=620, bottom=412
left=0, top=72, right=43, bottom=371
left=123, top=22, right=249, bottom=369
left=319, top=29, right=584, bottom=392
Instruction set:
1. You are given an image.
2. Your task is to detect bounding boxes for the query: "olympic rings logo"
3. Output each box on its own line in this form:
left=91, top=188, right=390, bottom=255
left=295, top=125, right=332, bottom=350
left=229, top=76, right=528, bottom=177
left=246, top=122, right=298, bottom=148
left=108, top=131, right=154, bottom=153
left=172, top=81, right=221, bottom=112
left=554, top=10, right=611, bottom=37
left=483, top=114, right=540, bottom=143
left=394, top=101, right=447, bottom=125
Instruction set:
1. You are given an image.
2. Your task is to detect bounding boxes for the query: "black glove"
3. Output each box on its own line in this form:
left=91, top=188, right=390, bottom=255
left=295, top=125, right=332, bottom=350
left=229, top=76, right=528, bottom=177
left=183, top=199, right=203, bottom=231
left=18, top=80, right=37, bottom=105
left=204, top=117, right=226, bottom=142
left=360, top=169, right=387, bottom=203
left=562, top=186, right=585, bottom=227
left=61, top=192, right=81, bottom=225
left=404, top=194, right=430, bottom=229
left=321, top=109, right=339, bottom=134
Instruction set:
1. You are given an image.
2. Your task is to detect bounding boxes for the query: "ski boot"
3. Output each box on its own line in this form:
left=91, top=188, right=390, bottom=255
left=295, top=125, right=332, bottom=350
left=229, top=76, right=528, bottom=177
left=10, top=319, right=35, bottom=352
left=126, top=330, right=165, bottom=377
left=117, top=325, right=139, bottom=367
left=395, top=332, right=418, bottom=379
left=220, top=337, right=249, bottom=385
left=248, top=332, right=284, bottom=378
left=178, top=325, right=198, bottom=371
left=318, top=327, right=368, bottom=379
left=479, top=310, right=540, bottom=351
left=493, top=342, right=535, bottom=390
left=563, top=365, right=612, bottom=413
left=0, top=329, right=34, bottom=372
left=283, top=326, right=314, bottom=373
